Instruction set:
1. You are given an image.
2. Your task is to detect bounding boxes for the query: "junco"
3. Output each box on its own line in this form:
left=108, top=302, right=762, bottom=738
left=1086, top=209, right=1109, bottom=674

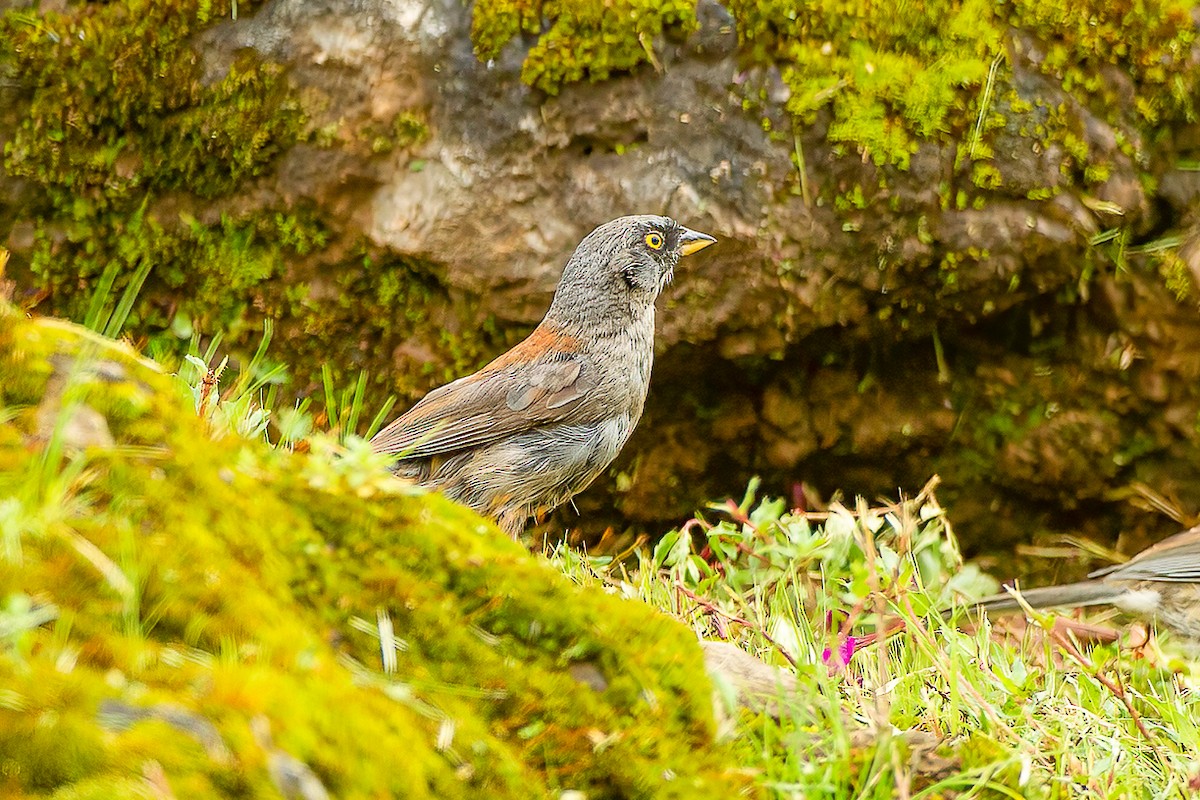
left=974, top=525, right=1200, bottom=642
left=370, top=215, right=717, bottom=538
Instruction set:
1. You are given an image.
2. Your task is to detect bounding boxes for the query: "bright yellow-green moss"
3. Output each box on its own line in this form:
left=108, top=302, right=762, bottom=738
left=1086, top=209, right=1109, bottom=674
left=0, top=304, right=751, bottom=799
left=2, top=1, right=283, bottom=192
left=472, top=0, right=1198, bottom=173
left=1157, top=249, right=1193, bottom=301
left=472, top=0, right=699, bottom=93
left=727, top=0, right=1001, bottom=169
left=0, top=0, right=304, bottom=336
left=1009, top=0, right=1196, bottom=125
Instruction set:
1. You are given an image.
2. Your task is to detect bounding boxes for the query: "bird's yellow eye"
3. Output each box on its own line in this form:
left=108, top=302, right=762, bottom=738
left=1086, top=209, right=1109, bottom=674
left=644, top=232, right=664, bottom=250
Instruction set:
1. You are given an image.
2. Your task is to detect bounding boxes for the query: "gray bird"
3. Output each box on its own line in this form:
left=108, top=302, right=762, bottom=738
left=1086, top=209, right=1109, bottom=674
left=974, top=525, right=1200, bottom=642
left=369, top=215, right=717, bottom=538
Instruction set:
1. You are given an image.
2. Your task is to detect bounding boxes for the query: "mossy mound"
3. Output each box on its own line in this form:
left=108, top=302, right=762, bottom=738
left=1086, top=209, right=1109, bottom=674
left=0, top=305, right=749, bottom=799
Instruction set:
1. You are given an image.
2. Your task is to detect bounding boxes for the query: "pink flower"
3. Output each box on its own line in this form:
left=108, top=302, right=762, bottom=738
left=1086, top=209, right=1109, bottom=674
left=821, top=634, right=858, bottom=674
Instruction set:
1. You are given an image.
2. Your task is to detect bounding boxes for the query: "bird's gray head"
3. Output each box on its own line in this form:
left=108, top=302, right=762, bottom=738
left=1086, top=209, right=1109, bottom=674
left=548, top=215, right=716, bottom=321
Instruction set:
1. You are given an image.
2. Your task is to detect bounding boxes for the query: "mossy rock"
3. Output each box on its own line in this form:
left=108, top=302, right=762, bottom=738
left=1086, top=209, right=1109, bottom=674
left=0, top=304, right=751, bottom=799
left=475, top=0, right=1197, bottom=171
left=0, top=0, right=450, bottom=410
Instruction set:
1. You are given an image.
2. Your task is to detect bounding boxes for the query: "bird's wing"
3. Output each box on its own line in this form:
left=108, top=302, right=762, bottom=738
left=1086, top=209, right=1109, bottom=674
left=369, top=353, right=598, bottom=459
left=1089, top=525, right=1200, bottom=583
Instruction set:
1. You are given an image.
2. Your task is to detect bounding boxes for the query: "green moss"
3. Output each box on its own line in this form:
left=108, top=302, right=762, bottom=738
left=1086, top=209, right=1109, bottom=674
left=2, top=2, right=296, bottom=201
left=833, top=185, right=868, bottom=211
left=0, top=0, right=307, bottom=353
left=1008, top=0, right=1196, bottom=125
left=971, top=161, right=1003, bottom=190
left=0, top=306, right=750, bottom=798
left=0, top=0, right=457, bottom=424
left=472, top=0, right=699, bottom=94
left=1157, top=249, right=1193, bottom=301
left=690, top=0, right=1002, bottom=167
left=1083, top=162, right=1112, bottom=184
left=723, top=0, right=1196, bottom=171
left=471, top=0, right=1198, bottom=185
left=363, top=110, right=430, bottom=155
left=263, top=246, right=518, bottom=404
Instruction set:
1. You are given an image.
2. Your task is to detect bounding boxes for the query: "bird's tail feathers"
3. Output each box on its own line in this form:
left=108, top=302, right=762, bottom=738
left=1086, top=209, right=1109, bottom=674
left=974, top=581, right=1128, bottom=613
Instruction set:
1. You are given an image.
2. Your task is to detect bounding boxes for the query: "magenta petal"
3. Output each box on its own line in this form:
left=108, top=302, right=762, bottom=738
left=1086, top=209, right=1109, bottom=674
left=822, top=635, right=858, bottom=674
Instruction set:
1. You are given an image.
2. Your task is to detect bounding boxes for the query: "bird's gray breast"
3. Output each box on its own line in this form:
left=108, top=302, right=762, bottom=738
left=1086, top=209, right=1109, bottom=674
left=584, top=306, right=655, bottom=423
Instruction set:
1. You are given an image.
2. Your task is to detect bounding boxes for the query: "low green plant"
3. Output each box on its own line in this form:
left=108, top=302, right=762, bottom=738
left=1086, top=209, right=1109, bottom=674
left=552, top=479, right=1200, bottom=798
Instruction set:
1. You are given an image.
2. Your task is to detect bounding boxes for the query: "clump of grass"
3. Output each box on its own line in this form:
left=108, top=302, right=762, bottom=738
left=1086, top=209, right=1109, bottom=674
left=552, top=478, right=1200, bottom=798
left=65, top=255, right=400, bottom=483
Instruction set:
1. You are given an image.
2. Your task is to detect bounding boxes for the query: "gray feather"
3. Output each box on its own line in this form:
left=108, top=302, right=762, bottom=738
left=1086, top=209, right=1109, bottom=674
left=975, top=581, right=1133, bottom=612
